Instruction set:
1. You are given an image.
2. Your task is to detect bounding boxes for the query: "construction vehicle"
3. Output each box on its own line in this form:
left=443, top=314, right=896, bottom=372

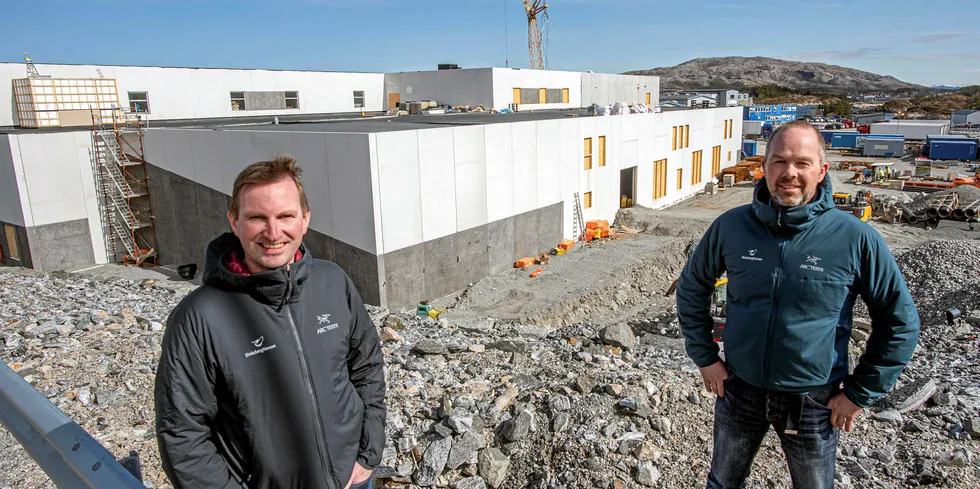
left=665, top=241, right=729, bottom=342
left=833, top=190, right=873, bottom=222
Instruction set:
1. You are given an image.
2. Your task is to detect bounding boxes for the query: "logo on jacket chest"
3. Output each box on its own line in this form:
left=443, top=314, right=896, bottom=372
left=800, top=255, right=825, bottom=272
left=245, top=335, right=277, bottom=358
left=316, top=313, right=339, bottom=334
left=741, top=249, right=763, bottom=262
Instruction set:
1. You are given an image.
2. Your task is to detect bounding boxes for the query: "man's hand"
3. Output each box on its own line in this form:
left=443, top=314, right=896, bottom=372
left=827, top=393, right=862, bottom=432
left=699, top=361, right=729, bottom=398
left=343, top=462, right=372, bottom=489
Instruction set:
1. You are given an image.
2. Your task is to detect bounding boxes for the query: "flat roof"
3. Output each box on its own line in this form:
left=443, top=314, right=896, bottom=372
left=0, top=105, right=716, bottom=135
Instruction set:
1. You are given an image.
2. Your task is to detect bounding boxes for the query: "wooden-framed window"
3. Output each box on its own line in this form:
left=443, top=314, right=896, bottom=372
left=653, top=159, right=668, bottom=199
left=712, top=146, right=722, bottom=177
left=598, top=136, right=606, bottom=167
left=692, top=150, right=703, bottom=185
left=584, top=191, right=593, bottom=208
left=672, top=127, right=678, bottom=151
left=676, top=168, right=683, bottom=190
left=584, top=137, right=593, bottom=170
left=685, top=125, right=690, bottom=148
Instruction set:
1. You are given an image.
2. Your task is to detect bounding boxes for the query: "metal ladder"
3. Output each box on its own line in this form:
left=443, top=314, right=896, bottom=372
left=572, top=192, right=585, bottom=241
left=91, top=114, right=149, bottom=263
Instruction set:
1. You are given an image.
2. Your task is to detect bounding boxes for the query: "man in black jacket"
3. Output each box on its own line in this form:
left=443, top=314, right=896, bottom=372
left=155, top=155, right=386, bottom=489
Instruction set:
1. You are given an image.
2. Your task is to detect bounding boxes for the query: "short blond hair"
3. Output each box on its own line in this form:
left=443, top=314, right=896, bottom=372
left=229, top=154, right=309, bottom=217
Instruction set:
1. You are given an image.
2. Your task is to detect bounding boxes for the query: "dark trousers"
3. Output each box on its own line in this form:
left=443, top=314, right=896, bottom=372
left=706, top=373, right=839, bottom=489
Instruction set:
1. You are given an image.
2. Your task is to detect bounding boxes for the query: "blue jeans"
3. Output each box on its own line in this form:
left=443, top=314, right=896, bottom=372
left=706, top=371, right=839, bottom=489
left=350, top=478, right=374, bottom=489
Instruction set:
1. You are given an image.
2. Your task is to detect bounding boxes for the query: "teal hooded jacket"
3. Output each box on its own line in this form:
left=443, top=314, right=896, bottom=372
left=676, top=175, right=920, bottom=407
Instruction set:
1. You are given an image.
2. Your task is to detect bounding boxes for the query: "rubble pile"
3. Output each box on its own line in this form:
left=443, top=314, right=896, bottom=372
left=2, top=241, right=980, bottom=489
left=894, top=240, right=980, bottom=326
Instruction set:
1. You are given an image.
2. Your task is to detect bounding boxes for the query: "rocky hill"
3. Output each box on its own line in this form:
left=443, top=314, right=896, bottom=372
left=626, top=56, right=925, bottom=92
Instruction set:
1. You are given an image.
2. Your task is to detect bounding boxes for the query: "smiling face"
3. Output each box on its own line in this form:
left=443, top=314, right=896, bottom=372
left=227, top=177, right=310, bottom=273
left=764, top=125, right=829, bottom=208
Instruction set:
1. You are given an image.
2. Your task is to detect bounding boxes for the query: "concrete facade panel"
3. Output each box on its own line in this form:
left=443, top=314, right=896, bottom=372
left=376, top=131, right=423, bottom=253
left=514, top=210, right=539, bottom=260
left=511, top=122, right=538, bottom=215
left=382, top=242, right=425, bottom=311
left=25, top=218, right=94, bottom=271
left=332, top=236, right=383, bottom=307
left=162, top=130, right=195, bottom=181
left=219, top=130, right=255, bottom=195
left=417, top=128, right=457, bottom=241
left=456, top=224, right=489, bottom=288
left=249, top=132, right=289, bottom=162
left=453, top=126, right=488, bottom=231
left=484, top=124, right=514, bottom=222
left=487, top=217, right=516, bottom=276
left=422, top=232, right=459, bottom=300
left=0, top=135, right=25, bottom=226
left=190, top=131, right=224, bottom=192
left=325, top=133, right=377, bottom=254
left=535, top=120, right=562, bottom=207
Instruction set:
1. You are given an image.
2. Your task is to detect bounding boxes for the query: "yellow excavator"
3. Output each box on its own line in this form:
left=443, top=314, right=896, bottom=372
left=833, top=190, right=873, bottom=222
left=665, top=274, right=728, bottom=342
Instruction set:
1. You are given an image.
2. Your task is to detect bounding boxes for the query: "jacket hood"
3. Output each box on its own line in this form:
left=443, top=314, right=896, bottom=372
left=752, top=174, right=835, bottom=235
left=202, top=232, right=312, bottom=308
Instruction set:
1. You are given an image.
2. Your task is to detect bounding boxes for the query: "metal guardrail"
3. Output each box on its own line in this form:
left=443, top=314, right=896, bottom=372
left=0, top=362, right=147, bottom=488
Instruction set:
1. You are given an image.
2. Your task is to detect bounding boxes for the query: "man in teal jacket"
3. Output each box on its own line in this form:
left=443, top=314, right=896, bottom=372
left=677, top=121, right=919, bottom=489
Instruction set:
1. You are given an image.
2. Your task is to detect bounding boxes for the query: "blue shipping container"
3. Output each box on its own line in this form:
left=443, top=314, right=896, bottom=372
left=926, top=134, right=968, bottom=143
left=833, top=133, right=902, bottom=148
left=929, top=140, right=978, bottom=161
left=742, top=141, right=757, bottom=157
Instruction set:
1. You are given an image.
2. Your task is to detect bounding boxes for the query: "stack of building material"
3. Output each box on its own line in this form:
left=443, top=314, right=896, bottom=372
left=583, top=220, right=614, bottom=242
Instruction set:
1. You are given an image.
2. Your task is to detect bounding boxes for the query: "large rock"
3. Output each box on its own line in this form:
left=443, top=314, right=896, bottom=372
left=478, top=448, right=510, bottom=488
left=600, top=323, right=636, bottom=350
left=413, top=436, right=453, bottom=487
left=446, top=431, right=485, bottom=470
left=487, top=340, right=530, bottom=354
left=889, top=379, right=937, bottom=413
left=635, top=461, right=661, bottom=487
left=455, top=477, right=488, bottom=489
left=412, top=339, right=448, bottom=356
left=447, top=409, right=474, bottom=434
left=500, top=410, right=533, bottom=442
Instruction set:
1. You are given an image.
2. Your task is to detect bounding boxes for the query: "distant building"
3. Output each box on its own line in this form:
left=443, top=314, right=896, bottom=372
left=659, top=94, right=717, bottom=108
left=951, top=109, right=980, bottom=125
left=699, top=89, right=740, bottom=107
left=853, top=113, right=896, bottom=125
left=743, top=104, right=797, bottom=124
left=735, top=93, right=752, bottom=106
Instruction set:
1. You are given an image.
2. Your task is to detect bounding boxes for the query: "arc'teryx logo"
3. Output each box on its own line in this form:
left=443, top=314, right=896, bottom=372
left=317, top=312, right=339, bottom=334
left=801, top=255, right=825, bottom=272
left=245, top=335, right=276, bottom=358
left=741, top=249, right=762, bottom=262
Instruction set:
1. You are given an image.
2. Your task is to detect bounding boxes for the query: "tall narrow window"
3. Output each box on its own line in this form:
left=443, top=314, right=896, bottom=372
left=598, top=136, right=606, bottom=167
left=230, top=92, right=246, bottom=111
left=584, top=191, right=593, bottom=208
left=672, top=127, right=678, bottom=151
left=583, top=137, right=593, bottom=170
left=562, top=88, right=570, bottom=104
left=285, top=91, right=300, bottom=109
left=127, top=92, right=150, bottom=113
left=692, top=151, right=703, bottom=185
left=728, top=119, right=734, bottom=139
left=676, top=168, right=683, bottom=190
left=353, top=91, right=365, bottom=109
left=653, top=159, right=668, bottom=199
left=712, top=146, right=721, bottom=176
left=685, top=125, right=690, bottom=148
left=728, top=150, right=732, bottom=162
left=513, top=88, right=521, bottom=104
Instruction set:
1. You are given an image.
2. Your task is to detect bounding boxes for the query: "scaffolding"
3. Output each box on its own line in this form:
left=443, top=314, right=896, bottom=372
left=90, top=109, right=158, bottom=266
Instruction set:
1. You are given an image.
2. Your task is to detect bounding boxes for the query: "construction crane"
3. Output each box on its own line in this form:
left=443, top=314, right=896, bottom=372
left=523, top=0, right=548, bottom=70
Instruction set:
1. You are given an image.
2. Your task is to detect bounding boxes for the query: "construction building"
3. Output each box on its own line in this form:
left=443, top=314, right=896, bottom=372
left=0, top=61, right=741, bottom=309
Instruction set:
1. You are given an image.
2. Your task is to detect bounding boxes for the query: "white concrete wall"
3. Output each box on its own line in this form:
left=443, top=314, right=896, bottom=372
left=3, top=131, right=106, bottom=262
left=0, top=135, right=26, bottom=226
left=491, top=68, right=583, bottom=111
left=372, top=106, right=744, bottom=253
left=0, top=63, right=385, bottom=126
left=581, top=73, right=660, bottom=107
left=142, top=128, right=379, bottom=254
left=383, top=69, right=494, bottom=110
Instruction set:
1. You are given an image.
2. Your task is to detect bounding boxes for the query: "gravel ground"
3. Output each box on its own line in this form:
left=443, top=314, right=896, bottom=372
left=2, top=149, right=979, bottom=489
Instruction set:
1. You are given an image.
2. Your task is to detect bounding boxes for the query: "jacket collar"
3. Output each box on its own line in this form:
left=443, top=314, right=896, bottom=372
left=751, top=175, right=835, bottom=235
left=202, top=232, right=312, bottom=308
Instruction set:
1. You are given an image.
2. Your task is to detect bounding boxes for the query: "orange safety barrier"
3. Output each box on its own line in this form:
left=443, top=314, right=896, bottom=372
left=514, top=257, right=535, bottom=268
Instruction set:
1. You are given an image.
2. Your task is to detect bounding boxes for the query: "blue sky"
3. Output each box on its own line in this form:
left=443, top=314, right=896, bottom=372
left=2, top=0, right=978, bottom=87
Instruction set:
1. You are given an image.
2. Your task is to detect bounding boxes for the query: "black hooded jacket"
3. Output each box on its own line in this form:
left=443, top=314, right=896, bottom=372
left=155, top=233, right=386, bottom=489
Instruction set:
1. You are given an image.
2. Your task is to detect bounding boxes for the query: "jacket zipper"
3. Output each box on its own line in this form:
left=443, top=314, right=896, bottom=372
left=762, top=209, right=787, bottom=388
left=283, top=270, right=335, bottom=489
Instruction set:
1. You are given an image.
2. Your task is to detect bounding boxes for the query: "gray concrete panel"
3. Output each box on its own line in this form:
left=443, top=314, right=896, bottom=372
left=201, top=187, right=231, bottom=244
left=146, top=164, right=181, bottom=265
left=333, top=237, right=382, bottom=307
left=514, top=210, right=539, bottom=260
left=383, top=243, right=425, bottom=311
left=25, top=219, right=95, bottom=271
left=422, top=233, right=459, bottom=301
left=487, top=217, right=516, bottom=275
left=303, top=229, right=336, bottom=264
left=455, top=224, right=489, bottom=288
left=537, top=203, right=563, bottom=254
left=168, top=173, right=206, bottom=266
left=245, top=91, right=286, bottom=111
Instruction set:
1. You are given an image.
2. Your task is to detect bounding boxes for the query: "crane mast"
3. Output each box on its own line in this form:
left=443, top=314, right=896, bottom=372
left=523, top=0, right=548, bottom=70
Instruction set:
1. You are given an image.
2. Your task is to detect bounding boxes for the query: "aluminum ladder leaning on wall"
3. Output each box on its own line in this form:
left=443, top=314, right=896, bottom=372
left=0, top=362, right=147, bottom=488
